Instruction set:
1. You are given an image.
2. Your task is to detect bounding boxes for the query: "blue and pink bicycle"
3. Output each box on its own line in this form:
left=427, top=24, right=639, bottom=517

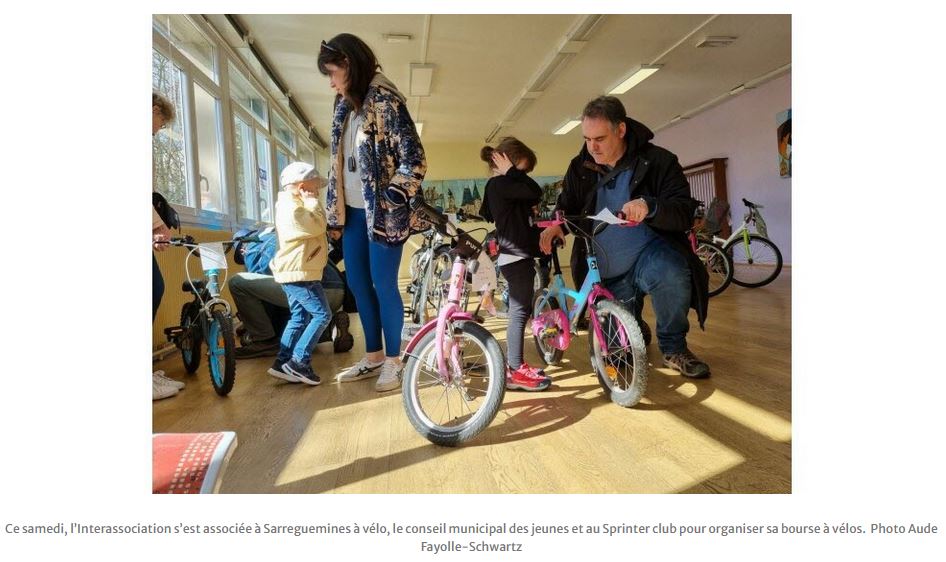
left=531, top=210, right=649, bottom=407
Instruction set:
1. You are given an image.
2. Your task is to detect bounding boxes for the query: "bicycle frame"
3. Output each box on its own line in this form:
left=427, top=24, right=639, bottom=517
left=706, top=201, right=767, bottom=252
left=533, top=210, right=636, bottom=357
left=403, top=241, right=479, bottom=382
left=710, top=213, right=749, bottom=248
left=410, top=230, right=441, bottom=280
left=180, top=243, right=233, bottom=321
left=535, top=251, right=618, bottom=353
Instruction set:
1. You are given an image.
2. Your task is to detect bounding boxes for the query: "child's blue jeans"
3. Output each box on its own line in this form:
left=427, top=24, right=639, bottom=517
left=276, top=281, right=331, bottom=368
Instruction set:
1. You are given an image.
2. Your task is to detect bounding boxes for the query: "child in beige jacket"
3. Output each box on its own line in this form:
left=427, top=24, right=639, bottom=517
left=267, top=162, right=331, bottom=386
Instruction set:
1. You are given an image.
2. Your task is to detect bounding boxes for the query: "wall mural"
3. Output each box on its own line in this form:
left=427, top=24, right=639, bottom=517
left=777, top=108, right=792, bottom=178
left=421, top=176, right=564, bottom=215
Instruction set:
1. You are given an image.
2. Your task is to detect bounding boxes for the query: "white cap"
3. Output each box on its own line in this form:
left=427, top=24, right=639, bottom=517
left=279, top=161, right=318, bottom=187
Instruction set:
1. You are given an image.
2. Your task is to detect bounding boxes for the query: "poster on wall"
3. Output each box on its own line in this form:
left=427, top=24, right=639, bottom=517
left=421, top=176, right=564, bottom=215
left=777, top=108, right=792, bottom=178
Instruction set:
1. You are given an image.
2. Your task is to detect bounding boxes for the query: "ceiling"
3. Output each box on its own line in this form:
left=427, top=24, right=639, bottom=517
left=204, top=14, right=791, bottom=149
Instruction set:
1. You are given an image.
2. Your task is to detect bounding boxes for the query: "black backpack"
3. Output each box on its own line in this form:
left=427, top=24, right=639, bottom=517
left=152, top=192, right=180, bottom=230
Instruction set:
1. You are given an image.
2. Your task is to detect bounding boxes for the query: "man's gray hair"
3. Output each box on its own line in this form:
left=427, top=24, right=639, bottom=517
left=581, top=96, right=627, bottom=128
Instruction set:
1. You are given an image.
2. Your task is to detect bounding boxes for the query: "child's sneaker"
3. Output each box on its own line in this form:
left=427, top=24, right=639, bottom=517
left=336, top=357, right=385, bottom=382
left=375, top=359, right=402, bottom=392
left=282, top=360, right=321, bottom=386
left=268, top=360, right=299, bottom=383
left=506, top=363, right=551, bottom=391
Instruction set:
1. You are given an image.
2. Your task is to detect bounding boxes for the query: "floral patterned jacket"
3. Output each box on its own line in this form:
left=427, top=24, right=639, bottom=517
left=325, top=73, right=428, bottom=246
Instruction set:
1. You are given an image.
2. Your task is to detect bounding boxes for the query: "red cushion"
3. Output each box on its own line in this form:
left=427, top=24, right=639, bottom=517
left=152, top=432, right=237, bottom=494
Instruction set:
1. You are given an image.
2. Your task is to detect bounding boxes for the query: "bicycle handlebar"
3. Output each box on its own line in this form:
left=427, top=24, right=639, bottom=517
left=455, top=208, right=485, bottom=222
left=743, top=197, right=764, bottom=209
left=162, top=235, right=254, bottom=255
left=167, top=235, right=259, bottom=246
left=410, top=197, right=452, bottom=232
left=165, top=235, right=196, bottom=246
left=532, top=210, right=639, bottom=233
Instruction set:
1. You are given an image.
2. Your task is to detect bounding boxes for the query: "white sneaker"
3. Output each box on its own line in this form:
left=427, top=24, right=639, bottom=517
left=375, top=359, right=402, bottom=392
left=153, top=370, right=185, bottom=390
left=336, top=357, right=385, bottom=382
left=153, top=379, right=179, bottom=401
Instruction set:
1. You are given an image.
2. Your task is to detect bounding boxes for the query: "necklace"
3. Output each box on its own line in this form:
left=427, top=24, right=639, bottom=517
left=346, top=111, right=357, bottom=173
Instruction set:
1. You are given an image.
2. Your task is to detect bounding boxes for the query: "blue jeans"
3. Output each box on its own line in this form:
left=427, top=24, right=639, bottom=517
left=602, top=237, right=691, bottom=355
left=276, top=281, right=331, bottom=368
left=343, top=206, right=404, bottom=358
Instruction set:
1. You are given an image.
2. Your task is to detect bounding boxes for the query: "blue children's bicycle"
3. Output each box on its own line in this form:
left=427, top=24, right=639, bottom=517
left=532, top=210, right=649, bottom=407
left=161, top=234, right=255, bottom=396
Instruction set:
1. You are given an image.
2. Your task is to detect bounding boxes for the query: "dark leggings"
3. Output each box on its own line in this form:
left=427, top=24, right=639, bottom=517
left=153, top=253, right=164, bottom=323
left=499, top=259, right=536, bottom=368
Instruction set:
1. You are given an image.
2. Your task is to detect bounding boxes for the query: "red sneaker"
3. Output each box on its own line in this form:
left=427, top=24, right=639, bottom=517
left=506, top=363, right=551, bottom=391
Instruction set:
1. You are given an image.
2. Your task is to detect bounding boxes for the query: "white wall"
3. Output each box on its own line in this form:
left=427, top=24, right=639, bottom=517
left=655, top=72, right=792, bottom=264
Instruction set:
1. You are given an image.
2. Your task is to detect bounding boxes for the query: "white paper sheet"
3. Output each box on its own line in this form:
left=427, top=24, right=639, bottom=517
left=199, top=242, right=227, bottom=271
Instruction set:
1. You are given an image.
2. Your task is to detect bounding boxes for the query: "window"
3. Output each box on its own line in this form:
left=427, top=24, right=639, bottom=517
left=194, top=84, right=224, bottom=214
left=233, top=116, right=257, bottom=221
left=298, top=142, right=315, bottom=167
left=229, top=62, right=268, bottom=127
left=256, top=131, right=273, bottom=223
left=153, top=15, right=216, bottom=83
left=151, top=15, right=320, bottom=229
left=152, top=49, right=188, bottom=206
left=276, top=148, right=290, bottom=179
left=271, top=110, right=296, bottom=152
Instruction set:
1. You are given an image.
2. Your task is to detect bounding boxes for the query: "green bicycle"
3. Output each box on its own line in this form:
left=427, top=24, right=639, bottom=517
left=700, top=198, right=783, bottom=288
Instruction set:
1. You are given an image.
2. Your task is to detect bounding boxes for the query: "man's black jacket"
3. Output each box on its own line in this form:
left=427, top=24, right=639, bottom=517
left=555, top=117, right=708, bottom=327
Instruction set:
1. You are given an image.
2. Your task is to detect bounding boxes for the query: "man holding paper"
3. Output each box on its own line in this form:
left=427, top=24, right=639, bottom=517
left=538, top=96, right=710, bottom=378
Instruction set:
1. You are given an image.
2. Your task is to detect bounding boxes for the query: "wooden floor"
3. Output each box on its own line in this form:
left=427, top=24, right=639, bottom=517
left=153, top=269, right=791, bottom=493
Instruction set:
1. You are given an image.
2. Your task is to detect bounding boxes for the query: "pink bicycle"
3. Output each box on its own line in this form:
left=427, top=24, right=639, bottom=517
left=401, top=199, right=506, bottom=446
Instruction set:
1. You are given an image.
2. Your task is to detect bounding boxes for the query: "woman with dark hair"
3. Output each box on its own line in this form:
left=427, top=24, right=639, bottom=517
left=318, top=33, right=427, bottom=392
left=479, top=137, right=551, bottom=391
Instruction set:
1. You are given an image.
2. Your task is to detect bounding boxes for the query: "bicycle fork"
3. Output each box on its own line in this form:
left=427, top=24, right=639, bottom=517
left=586, top=285, right=628, bottom=359
left=741, top=229, right=754, bottom=264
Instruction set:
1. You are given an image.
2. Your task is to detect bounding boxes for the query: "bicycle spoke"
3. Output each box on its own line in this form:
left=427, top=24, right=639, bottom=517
left=404, top=315, right=505, bottom=444
left=597, top=312, right=637, bottom=391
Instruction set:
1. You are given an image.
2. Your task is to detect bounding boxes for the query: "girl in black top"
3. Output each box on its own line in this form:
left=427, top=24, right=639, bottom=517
left=479, top=138, right=550, bottom=391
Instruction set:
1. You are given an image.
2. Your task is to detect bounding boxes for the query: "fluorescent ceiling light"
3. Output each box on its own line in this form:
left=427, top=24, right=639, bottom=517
left=553, top=119, right=582, bottom=135
left=409, top=63, right=434, bottom=97
left=415, top=122, right=424, bottom=136
left=696, top=36, right=737, bottom=48
left=383, top=33, right=412, bottom=43
left=608, top=64, right=662, bottom=95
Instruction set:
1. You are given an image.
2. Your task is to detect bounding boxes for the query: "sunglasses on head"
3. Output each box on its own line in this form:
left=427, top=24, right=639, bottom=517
left=320, top=40, right=340, bottom=54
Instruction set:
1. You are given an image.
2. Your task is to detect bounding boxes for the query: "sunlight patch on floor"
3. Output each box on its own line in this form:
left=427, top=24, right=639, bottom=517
left=670, top=375, right=792, bottom=442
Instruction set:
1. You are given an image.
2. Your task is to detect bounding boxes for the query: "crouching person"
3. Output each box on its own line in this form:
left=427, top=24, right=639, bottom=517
left=268, top=162, right=331, bottom=386
left=230, top=230, right=352, bottom=358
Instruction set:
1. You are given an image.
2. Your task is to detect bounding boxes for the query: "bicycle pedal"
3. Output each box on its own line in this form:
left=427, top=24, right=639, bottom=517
left=163, top=326, right=184, bottom=338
